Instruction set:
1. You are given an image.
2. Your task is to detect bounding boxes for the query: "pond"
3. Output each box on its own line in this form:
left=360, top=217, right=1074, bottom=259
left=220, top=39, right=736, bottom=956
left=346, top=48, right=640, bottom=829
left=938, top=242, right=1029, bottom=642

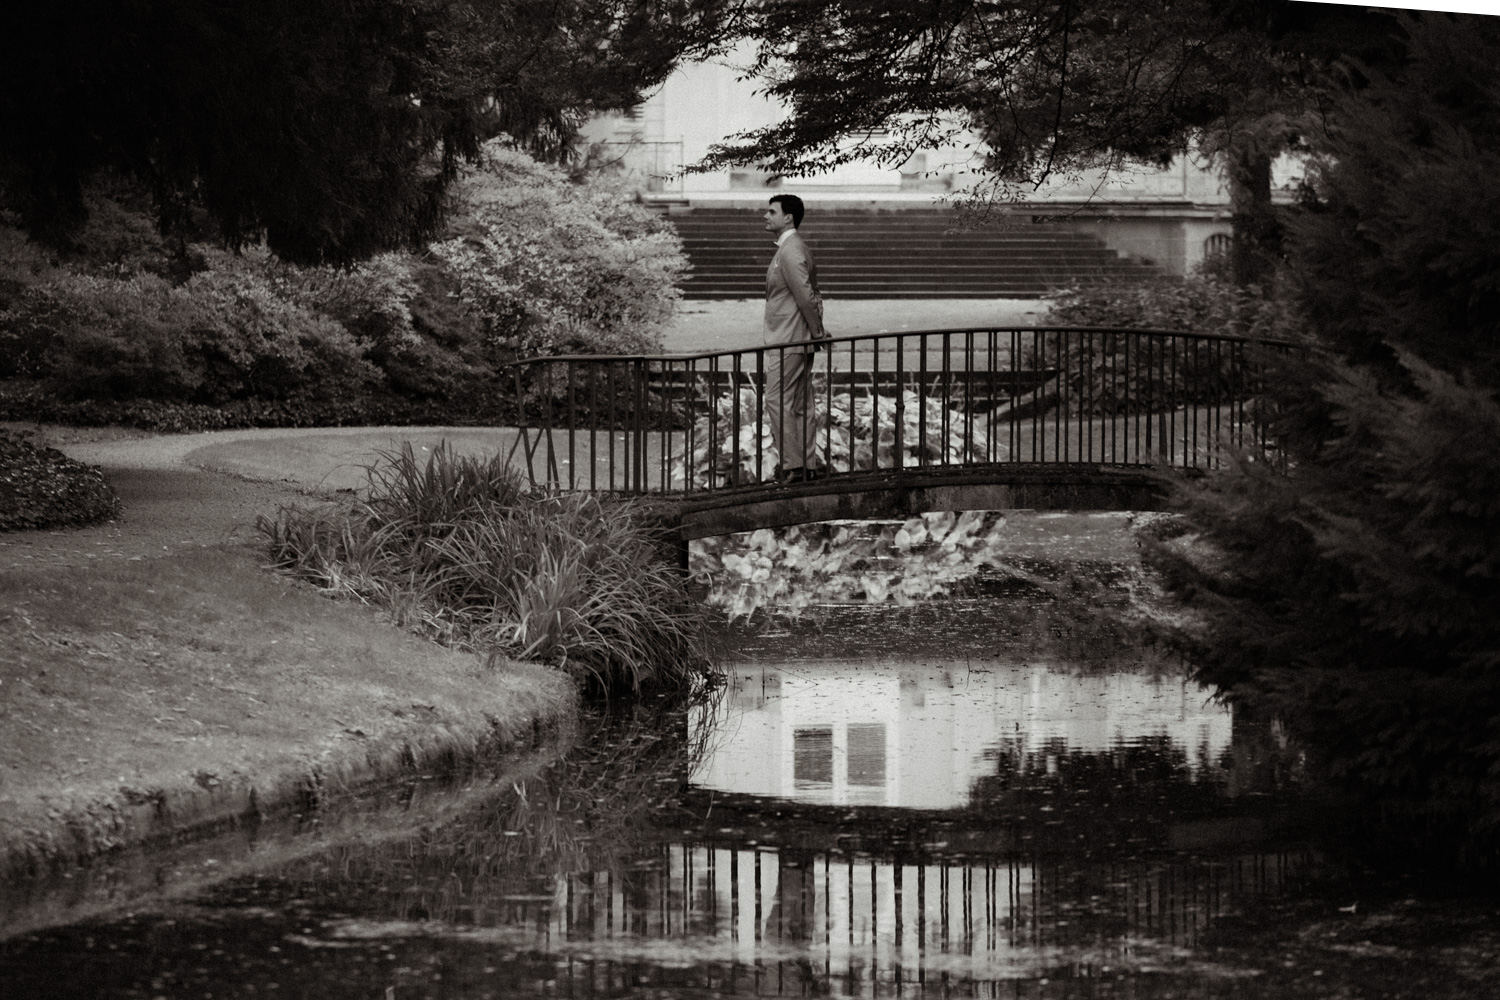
left=0, top=600, right=1490, bottom=997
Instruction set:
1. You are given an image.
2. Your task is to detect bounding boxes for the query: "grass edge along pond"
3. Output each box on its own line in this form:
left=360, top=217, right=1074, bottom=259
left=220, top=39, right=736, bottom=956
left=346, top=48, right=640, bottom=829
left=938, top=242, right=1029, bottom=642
left=257, top=442, right=712, bottom=696
left=0, top=544, right=574, bottom=883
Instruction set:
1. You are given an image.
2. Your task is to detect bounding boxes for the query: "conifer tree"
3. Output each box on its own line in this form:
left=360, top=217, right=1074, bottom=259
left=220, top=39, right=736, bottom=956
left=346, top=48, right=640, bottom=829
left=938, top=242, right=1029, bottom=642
left=1151, top=14, right=1500, bottom=862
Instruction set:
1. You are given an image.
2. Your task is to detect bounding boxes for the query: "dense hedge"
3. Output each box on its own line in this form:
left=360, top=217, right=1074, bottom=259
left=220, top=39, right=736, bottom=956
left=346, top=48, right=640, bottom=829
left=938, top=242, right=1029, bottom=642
left=0, top=429, right=120, bottom=532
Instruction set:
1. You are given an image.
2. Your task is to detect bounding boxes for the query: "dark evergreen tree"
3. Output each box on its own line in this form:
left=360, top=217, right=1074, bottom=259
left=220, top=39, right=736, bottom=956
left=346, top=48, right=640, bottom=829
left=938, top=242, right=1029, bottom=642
left=1150, top=14, right=1500, bottom=864
left=0, top=1, right=737, bottom=265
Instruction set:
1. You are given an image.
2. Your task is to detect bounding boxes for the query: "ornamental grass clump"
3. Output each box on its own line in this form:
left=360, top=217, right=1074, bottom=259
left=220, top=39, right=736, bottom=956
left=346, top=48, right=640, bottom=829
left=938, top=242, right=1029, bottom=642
left=258, top=442, right=706, bottom=695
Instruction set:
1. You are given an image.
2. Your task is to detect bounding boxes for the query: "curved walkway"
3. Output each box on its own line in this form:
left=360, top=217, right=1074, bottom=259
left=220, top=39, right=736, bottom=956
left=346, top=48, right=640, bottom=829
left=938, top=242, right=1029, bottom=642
left=0, top=426, right=526, bottom=570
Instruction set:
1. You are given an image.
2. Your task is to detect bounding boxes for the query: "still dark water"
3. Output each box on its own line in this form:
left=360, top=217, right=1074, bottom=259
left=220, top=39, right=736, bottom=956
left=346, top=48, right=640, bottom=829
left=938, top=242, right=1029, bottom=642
left=1, top=602, right=1491, bottom=997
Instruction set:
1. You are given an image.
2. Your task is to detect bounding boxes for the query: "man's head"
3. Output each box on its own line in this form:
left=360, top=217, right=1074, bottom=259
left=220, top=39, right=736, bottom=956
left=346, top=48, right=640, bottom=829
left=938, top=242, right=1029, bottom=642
left=764, top=194, right=805, bottom=235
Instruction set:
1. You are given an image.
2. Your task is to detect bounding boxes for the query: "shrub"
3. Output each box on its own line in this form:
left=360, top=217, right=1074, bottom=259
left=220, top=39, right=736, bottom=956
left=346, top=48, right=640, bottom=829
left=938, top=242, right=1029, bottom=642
left=0, top=429, right=121, bottom=532
left=1046, top=273, right=1306, bottom=343
left=5, top=266, right=380, bottom=405
left=429, top=141, right=687, bottom=359
left=258, top=442, right=707, bottom=695
left=1037, top=275, right=1307, bottom=417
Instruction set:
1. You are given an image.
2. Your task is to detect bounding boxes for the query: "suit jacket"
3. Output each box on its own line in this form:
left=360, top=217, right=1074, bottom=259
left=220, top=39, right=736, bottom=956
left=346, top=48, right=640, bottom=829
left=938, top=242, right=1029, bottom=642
left=764, top=231, right=824, bottom=348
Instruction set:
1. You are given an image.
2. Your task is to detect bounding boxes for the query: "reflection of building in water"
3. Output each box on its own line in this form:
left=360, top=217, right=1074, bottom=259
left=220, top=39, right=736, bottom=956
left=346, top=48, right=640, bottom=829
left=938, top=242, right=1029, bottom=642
left=503, top=843, right=1303, bottom=995
left=692, top=663, right=1231, bottom=809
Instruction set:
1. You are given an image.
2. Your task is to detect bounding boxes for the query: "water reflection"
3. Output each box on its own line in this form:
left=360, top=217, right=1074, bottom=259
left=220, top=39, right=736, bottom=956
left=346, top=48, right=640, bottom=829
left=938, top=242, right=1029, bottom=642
left=0, top=610, right=1316, bottom=998
left=693, top=663, right=1231, bottom=810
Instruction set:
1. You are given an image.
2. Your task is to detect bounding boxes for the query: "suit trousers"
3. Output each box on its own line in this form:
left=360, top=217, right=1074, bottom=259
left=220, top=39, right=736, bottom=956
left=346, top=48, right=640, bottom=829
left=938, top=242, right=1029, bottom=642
left=763, top=347, right=821, bottom=473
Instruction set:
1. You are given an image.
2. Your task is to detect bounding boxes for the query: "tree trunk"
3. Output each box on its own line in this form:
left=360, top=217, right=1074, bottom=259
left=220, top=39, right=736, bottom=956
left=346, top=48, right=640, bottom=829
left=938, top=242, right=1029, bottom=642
left=1226, top=138, right=1280, bottom=290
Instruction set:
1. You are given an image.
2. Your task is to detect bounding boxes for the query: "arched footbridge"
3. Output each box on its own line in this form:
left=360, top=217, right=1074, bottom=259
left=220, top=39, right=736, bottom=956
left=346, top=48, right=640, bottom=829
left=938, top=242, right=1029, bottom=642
left=505, top=327, right=1290, bottom=542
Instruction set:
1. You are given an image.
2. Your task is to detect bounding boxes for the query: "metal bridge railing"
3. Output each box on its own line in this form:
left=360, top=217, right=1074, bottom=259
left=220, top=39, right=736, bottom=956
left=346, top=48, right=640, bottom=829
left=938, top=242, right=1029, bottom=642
left=505, top=327, right=1290, bottom=494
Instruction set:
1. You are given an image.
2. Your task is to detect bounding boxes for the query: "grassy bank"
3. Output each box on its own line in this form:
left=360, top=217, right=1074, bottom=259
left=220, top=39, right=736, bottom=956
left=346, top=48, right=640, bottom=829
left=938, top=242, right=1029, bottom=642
left=0, top=543, right=574, bottom=878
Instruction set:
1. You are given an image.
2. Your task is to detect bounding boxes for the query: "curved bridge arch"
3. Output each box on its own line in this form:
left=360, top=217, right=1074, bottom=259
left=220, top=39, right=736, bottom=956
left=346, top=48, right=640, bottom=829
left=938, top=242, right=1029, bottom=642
left=663, top=464, right=1168, bottom=541
left=506, top=325, right=1289, bottom=537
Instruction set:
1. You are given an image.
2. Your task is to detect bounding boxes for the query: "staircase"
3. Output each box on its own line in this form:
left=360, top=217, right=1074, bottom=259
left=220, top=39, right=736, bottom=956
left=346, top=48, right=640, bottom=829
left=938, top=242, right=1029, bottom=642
left=666, top=207, right=1161, bottom=299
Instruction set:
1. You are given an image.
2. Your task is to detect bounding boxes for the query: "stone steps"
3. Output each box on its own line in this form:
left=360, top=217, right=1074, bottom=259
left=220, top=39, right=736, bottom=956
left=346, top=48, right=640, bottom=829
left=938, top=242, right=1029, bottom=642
left=665, top=208, right=1158, bottom=299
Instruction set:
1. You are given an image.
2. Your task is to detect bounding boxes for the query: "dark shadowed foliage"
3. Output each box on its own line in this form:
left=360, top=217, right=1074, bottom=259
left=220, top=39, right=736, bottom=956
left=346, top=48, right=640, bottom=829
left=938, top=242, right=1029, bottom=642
left=1148, top=16, right=1500, bottom=868
left=0, top=429, right=120, bottom=532
left=0, top=1, right=737, bottom=265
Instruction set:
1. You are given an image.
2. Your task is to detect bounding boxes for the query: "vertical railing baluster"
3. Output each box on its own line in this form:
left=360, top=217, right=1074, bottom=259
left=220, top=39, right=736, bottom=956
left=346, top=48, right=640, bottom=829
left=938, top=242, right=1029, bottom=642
left=985, top=329, right=997, bottom=462
left=823, top=338, right=834, bottom=478
left=1169, top=335, right=1179, bottom=468
left=1189, top=338, right=1198, bottom=470
left=1125, top=332, right=1135, bottom=464
left=848, top=337, right=857, bottom=476
left=755, top=349, right=765, bottom=483
left=1010, top=328, right=1020, bottom=463
left=1086, top=330, right=1095, bottom=463
left=542, top=363, right=558, bottom=489
left=660, top=359, right=671, bottom=494
left=1060, top=329, right=1070, bottom=463
left=684, top=358, right=696, bottom=494
left=912, top=329, right=924, bottom=467
left=588, top=363, right=597, bottom=492
left=872, top=337, right=882, bottom=472
left=731, top=352, right=743, bottom=488
left=515, top=364, right=536, bottom=487
left=1031, top=329, right=1041, bottom=464
left=606, top=363, right=617, bottom=491
left=708, top=356, right=720, bottom=491
left=964, top=331, right=976, bottom=467
left=894, top=332, right=905, bottom=477
left=1144, top=334, right=1154, bottom=462
left=567, top=362, right=577, bottom=490
left=940, top=332, right=952, bottom=470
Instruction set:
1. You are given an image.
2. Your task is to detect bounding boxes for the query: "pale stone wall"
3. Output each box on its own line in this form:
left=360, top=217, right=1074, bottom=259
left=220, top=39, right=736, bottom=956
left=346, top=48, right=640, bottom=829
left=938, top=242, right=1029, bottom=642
left=582, top=52, right=1308, bottom=273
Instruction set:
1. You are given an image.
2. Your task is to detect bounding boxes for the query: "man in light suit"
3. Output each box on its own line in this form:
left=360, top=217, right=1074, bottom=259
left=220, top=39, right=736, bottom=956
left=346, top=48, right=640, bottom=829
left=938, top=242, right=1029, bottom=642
left=762, top=194, right=826, bottom=483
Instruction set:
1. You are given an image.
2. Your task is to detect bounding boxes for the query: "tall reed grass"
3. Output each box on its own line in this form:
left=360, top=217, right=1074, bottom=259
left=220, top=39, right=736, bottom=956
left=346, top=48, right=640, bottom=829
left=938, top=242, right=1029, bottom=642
left=257, top=442, right=708, bottom=694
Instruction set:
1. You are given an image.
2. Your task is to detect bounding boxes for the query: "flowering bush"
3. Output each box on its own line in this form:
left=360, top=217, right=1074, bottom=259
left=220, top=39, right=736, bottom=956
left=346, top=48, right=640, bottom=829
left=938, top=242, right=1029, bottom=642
left=676, top=385, right=999, bottom=487
left=693, top=511, right=1011, bottom=617
left=430, top=141, right=686, bottom=359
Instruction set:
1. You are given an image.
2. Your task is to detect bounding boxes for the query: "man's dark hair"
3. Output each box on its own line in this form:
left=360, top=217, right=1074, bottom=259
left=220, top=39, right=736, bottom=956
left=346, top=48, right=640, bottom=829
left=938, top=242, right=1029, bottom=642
left=769, top=194, right=805, bottom=229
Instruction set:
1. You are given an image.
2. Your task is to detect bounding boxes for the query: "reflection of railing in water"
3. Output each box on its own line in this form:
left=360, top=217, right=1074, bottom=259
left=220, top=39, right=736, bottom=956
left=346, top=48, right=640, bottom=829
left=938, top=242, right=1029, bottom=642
left=499, top=843, right=1307, bottom=994
left=505, top=327, right=1294, bottom=494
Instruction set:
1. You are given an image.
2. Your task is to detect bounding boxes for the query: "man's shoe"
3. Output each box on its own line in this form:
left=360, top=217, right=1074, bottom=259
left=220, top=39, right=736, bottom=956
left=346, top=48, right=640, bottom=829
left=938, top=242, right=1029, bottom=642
left=778, top=467, right=807, bottom=484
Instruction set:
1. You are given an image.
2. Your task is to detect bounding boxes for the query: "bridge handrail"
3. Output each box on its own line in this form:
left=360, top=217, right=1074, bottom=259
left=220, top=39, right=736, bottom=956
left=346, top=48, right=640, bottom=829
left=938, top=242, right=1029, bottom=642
left=502, top=324, right=1291, bottom=496
left=504, top=325, right=1304, bottom=369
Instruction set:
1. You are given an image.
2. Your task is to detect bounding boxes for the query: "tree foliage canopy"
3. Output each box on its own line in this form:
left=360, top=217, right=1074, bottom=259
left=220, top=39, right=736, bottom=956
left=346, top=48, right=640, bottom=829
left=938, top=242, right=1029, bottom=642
left=701, top=0, right=1394, bottom=188
left=0, top=0, right=738, bottom=265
